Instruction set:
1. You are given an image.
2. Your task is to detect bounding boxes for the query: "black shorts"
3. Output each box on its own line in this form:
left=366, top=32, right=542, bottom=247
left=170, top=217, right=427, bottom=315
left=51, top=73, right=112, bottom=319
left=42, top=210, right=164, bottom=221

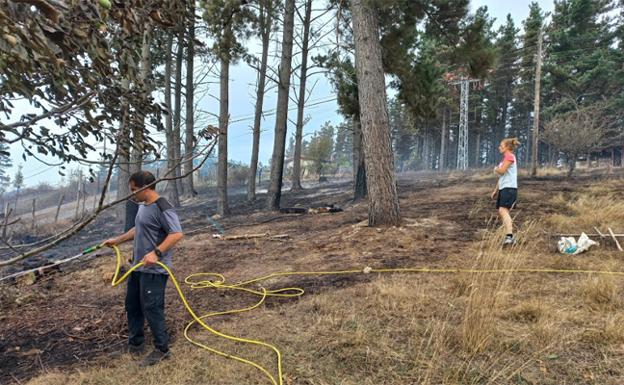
left=496, top=188, right=517, bottom=209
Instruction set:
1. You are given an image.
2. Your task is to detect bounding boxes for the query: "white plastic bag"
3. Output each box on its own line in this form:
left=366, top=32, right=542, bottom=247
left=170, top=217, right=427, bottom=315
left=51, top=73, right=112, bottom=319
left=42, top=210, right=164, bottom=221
left=557, top=232, right=598, bottom=255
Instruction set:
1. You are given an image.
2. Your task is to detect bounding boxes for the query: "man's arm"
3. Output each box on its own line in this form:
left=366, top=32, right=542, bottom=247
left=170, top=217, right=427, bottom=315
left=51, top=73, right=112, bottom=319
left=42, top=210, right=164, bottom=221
left=157, top=232, right=184, bottom=253
left=142, top=232, right=183, bottom=266
left=103, top=227, right=135, bottom=246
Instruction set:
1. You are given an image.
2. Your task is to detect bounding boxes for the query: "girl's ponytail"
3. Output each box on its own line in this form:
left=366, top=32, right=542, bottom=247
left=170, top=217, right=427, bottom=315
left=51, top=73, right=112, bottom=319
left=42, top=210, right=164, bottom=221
left=502, top=137, right=520, bottom=151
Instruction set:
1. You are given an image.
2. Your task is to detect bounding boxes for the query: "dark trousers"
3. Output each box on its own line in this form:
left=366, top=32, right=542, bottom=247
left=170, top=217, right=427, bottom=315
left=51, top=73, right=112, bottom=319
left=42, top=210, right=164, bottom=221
left=125, top=271, right=169, bottom=352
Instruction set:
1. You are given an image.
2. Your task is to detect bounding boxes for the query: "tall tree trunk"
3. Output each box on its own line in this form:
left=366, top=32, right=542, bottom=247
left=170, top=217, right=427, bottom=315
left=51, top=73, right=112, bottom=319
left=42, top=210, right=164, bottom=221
left=290, top=0, right=312, bottom=192
left=117, top=77, right=131, bottom=202
left=173, top=28, right=185, bottom=196
left=266, top=0, right=295, bottom=211
left=439, top=108, right=447, bottom=171
left=568, top=154, right=576, bottom=178
left=130, top=24, right=152, bottom=174
left=350, top=0, right=400, bottom=226
left=164, top=33, right=181, bottom=207
left=475, top=132, right=481, bottom=167
left=353, top=115, right=367, bottom=200
left=494, top=97, right=509, bottom=164
left=184, top=6, right=196, bottom=198
left=423, top=126, right=430, bottom=170
left=217, top=40, right=231, bottom=216
left=248, top=0, right=272, bottom=202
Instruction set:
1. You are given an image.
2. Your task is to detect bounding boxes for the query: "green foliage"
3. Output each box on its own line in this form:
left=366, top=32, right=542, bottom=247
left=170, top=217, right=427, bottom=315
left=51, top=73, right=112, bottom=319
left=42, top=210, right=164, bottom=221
left=0, top=0, right=170, bottom=166
left=201, top=0, right=255, bottom=62
left=305, top=122, right=335, bottom=179
left=13, top=164, right=23, bottom=191
left=388, top=98, right=417, bottom=170
left=544, top=0, right=619, bottom=115
left=333, top=121, right=353, bottom=168
left=542, top=102, right=610, bottom=175
left=228, top=161, right=251, bottom=186
left=315, top=53, right=359, bottom=118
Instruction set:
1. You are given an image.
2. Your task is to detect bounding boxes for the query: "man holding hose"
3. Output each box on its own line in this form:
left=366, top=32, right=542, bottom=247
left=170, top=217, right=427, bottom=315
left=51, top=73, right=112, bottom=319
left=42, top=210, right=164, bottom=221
left=103, top=170, right=183, bottom=367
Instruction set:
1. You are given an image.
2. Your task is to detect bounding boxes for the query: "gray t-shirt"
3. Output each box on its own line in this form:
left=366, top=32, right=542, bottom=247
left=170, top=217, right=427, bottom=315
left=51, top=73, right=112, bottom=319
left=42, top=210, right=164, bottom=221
left=132, top=197, right=182, bottom=275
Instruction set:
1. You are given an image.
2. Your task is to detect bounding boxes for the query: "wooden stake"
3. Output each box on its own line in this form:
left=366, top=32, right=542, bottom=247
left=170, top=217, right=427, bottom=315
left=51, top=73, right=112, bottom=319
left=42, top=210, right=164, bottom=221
left=74, top=182, right=81, bottom=220
left=81, top=182, right=87, bottom=217
left=2, top=201, right=10, bottom=240
left=608, top=227, right=623, bottom=251
left=31, top=198, right=36, bottom=230
left=54, top=193, right=64, bottom=224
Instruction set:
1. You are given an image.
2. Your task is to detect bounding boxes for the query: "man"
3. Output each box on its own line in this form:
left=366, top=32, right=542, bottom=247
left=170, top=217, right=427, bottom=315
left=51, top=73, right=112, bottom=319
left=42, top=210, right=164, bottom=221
left=104, top=170, right=183, bottom=367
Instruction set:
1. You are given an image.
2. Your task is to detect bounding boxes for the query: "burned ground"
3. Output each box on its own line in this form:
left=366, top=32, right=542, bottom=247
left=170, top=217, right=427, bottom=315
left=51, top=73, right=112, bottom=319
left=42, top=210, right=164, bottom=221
left=1, top=170, right=623, bottom=384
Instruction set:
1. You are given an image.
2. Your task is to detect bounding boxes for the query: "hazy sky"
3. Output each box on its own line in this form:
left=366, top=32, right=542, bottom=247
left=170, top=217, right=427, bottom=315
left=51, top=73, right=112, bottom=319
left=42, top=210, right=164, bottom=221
left=10, top=0, right=554, bottom=188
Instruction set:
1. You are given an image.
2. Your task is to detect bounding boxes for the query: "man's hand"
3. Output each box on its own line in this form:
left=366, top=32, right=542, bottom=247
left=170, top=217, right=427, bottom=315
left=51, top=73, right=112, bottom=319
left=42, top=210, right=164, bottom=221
left=142, top=250, right=158, bottom=266
left=491, top=189, right=498, bottom=200
left=103, top=237, right=119, bottom=247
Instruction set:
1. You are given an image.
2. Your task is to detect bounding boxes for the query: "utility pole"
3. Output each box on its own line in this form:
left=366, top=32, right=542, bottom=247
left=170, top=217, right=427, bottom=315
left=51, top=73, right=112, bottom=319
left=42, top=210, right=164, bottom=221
left=531, top=28, right=543, bottom=177
left=451, top=77, right=480, bottom=170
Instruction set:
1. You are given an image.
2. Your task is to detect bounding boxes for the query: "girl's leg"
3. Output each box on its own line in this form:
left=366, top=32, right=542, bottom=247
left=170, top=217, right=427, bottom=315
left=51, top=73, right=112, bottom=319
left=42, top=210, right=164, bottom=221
left=498, top=207, right=513, bottom=235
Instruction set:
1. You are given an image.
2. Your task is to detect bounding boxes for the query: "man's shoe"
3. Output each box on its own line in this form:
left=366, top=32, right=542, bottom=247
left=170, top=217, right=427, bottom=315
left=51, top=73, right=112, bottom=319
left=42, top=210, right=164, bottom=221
left=139, top=348, right=171, bottom=367
left=109, top=343, right=145, bottom=359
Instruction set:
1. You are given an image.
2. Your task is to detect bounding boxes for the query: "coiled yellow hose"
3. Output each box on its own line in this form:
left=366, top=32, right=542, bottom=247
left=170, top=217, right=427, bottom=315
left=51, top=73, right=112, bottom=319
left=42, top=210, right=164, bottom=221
left=106, top=244, right=624, bottom=385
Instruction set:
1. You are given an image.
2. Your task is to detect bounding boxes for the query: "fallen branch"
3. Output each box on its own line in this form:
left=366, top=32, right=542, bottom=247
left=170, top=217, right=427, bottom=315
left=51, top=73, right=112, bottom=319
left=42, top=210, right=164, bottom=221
left=549, top=232, right=624, bottom=238
left=212, top=233, right=290, bottom=241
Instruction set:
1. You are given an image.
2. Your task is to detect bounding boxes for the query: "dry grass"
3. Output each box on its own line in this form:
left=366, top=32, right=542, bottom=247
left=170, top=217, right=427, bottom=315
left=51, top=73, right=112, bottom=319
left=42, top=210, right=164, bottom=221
left=579, top=275, right=622, bottom=310
left=546, top=184, right=624, bottom=233
left=20, top=175, right=624, bottom=385
left=505, top=299, right=545, bottom=324
left=459, top=228, right=529, bottom=354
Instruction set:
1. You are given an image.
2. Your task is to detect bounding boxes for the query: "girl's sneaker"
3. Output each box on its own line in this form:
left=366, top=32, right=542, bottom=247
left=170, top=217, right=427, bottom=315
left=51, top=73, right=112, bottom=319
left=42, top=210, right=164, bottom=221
left=503, top=236, right=516, bottom=247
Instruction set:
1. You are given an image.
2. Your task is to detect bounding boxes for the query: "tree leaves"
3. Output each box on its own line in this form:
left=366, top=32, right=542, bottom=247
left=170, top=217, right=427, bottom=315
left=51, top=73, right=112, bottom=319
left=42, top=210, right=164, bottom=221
left=0, top=0, right=174, bottom=167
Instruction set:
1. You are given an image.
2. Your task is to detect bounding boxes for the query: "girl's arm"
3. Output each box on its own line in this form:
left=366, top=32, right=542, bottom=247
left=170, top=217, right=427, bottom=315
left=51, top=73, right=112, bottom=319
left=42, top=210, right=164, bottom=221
left=494, top=160, right=512, bottom=175
left=491, top=180, right=499, bottom=199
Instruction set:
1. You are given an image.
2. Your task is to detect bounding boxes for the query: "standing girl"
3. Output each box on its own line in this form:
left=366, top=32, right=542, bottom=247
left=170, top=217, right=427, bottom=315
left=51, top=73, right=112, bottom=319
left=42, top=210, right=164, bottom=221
left=491, top=138, right=520, bottom=246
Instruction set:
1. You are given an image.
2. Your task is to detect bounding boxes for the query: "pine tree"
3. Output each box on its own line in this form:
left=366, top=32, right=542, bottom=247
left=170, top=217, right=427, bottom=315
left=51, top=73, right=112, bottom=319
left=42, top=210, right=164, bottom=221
left=333, top=121, right=353, bottom=171
left=350, top=0, right=401, bottom=225
left=202, top=0, right=254, bottom=215
left=544, top=0, right=617, bottom=115
left=248, top=0, right=279, bottom=202
left=542, top=0, right=620, bottom=164
left=512, top=2, right=544, bottom=163
left=13, top=165, right=23, bottom=210
left=484, top=14, right=519, bottom=164
left=266, top=0, right=296, bottom=211
left=305, top=122, right=335, bottom=183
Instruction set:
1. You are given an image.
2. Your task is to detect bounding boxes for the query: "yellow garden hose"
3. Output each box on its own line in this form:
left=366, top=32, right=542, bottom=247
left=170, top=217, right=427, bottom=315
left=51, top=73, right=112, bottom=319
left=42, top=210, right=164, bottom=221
left=106, top=244, right=624, bottom=385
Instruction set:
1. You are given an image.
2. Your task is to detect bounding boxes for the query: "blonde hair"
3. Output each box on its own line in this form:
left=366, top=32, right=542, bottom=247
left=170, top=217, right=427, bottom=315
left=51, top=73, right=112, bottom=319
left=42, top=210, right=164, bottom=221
left=501, top=137, right=520, bottom=151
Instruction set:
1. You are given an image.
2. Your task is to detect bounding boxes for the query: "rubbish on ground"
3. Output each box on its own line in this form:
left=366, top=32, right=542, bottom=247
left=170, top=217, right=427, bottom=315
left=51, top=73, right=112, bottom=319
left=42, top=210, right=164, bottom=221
left=279, top=204, right=343, bottom=215
left=307, top=205, right=343, bottom=214
left=557, top=232, right=598, bottom=255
